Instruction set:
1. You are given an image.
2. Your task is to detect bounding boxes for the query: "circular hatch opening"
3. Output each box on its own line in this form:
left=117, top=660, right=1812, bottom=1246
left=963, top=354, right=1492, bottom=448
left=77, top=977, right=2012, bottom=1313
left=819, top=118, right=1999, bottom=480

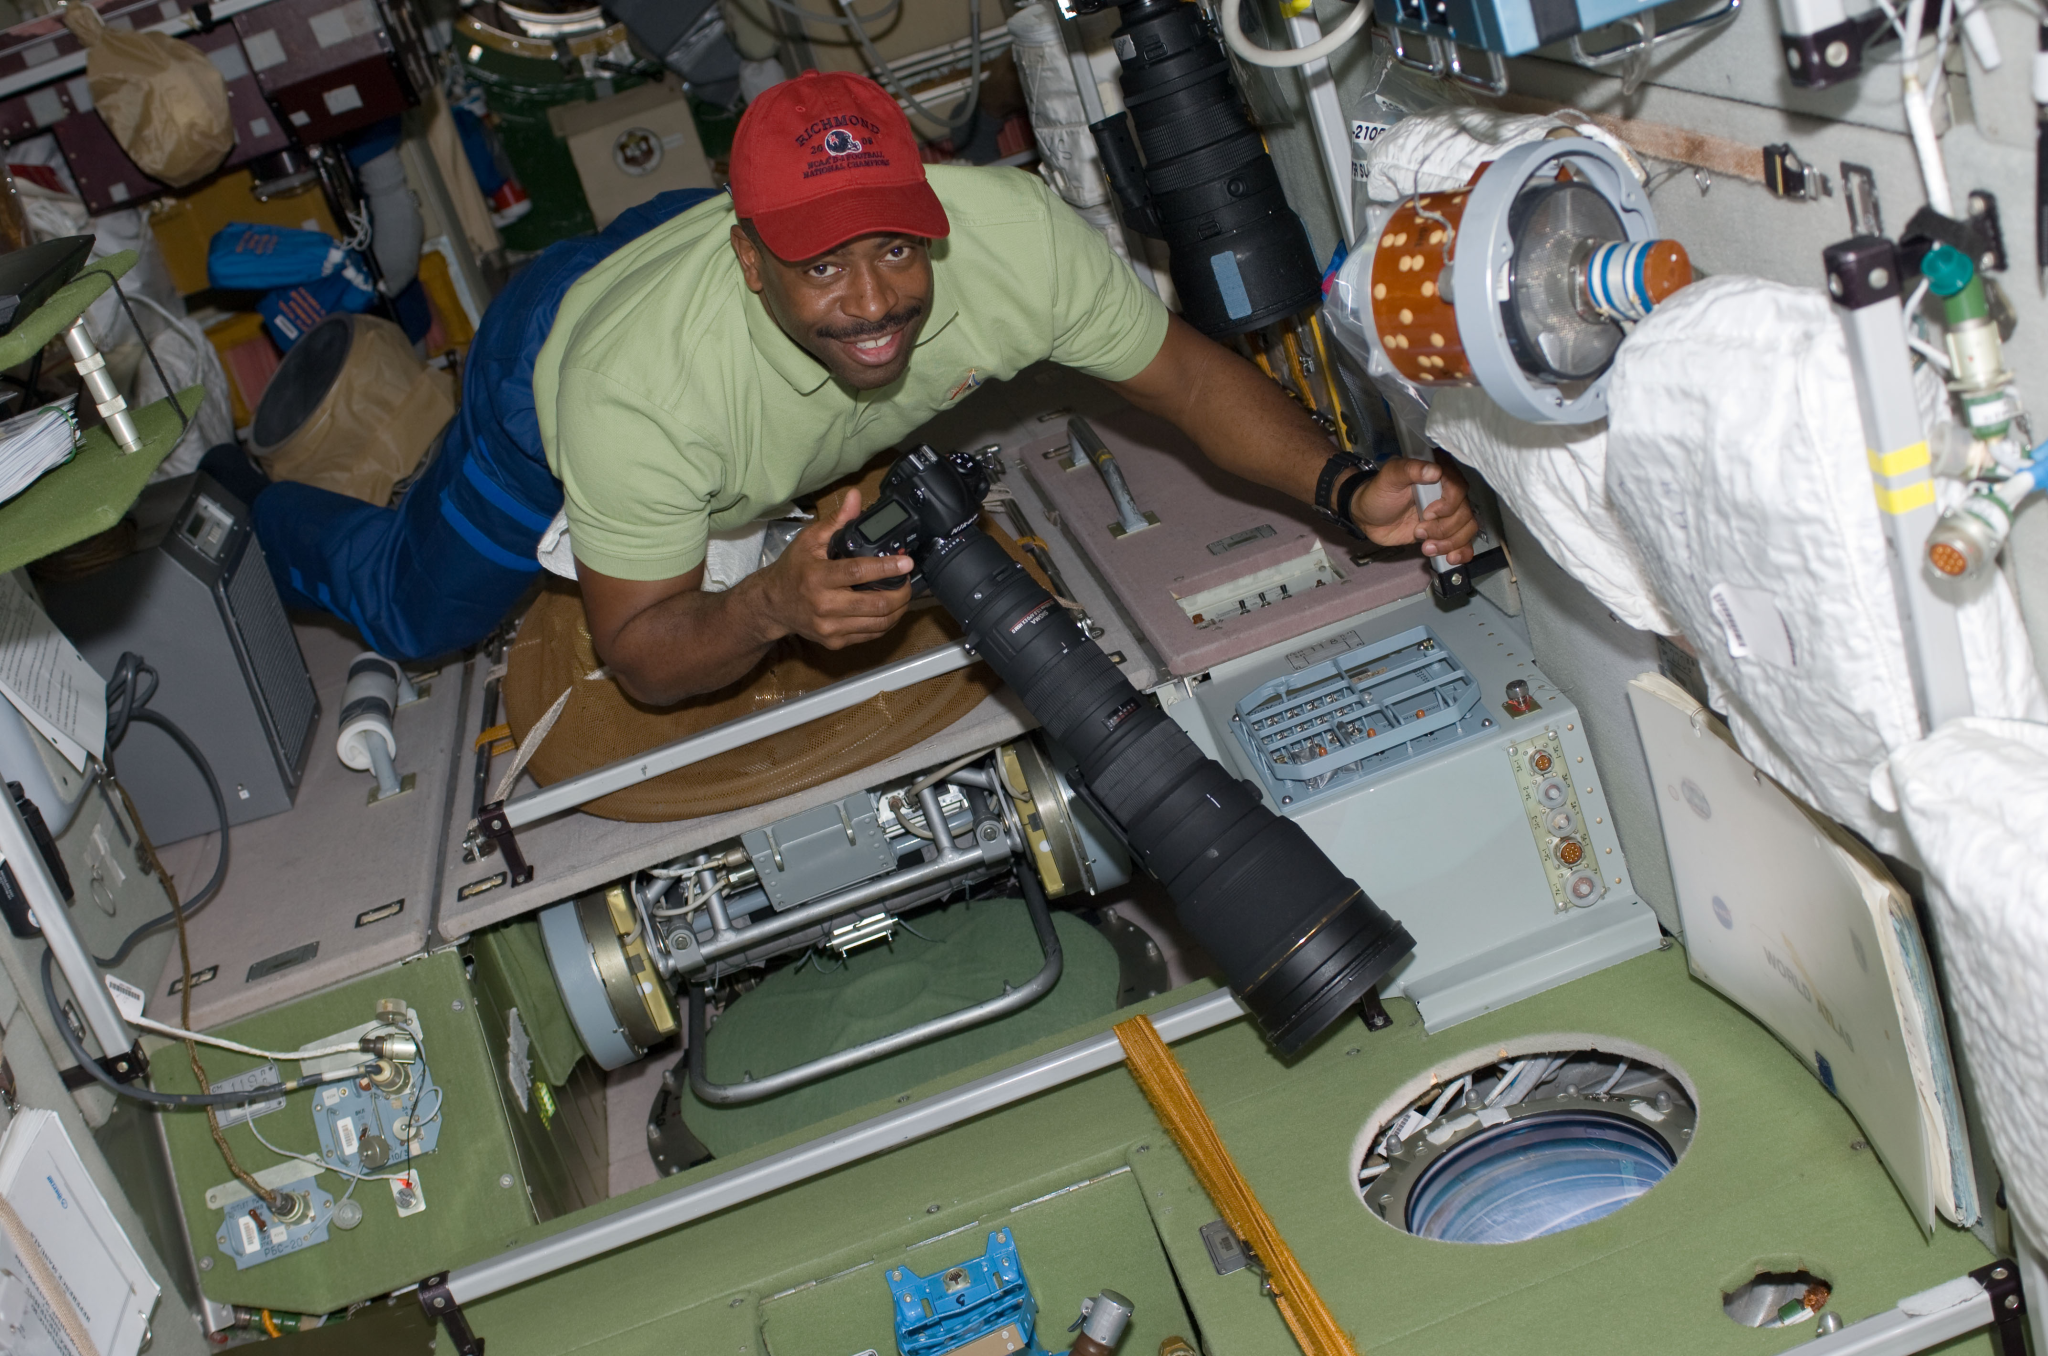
left=1355, top=1043, right=1697, bottom=1244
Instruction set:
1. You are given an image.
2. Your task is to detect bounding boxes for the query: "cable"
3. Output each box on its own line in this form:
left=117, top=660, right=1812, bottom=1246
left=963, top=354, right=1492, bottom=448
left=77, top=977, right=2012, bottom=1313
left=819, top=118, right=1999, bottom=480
left=95, top=653, right=229, bottom=967
left=123, top=1016, right=376, bottom=1064
left=74, top=267, right=191, bottom=444
left=38, top=954, right=357, bottom=1109
left=759, top=0, right=901, bottom=30
left=1219, top=0, right=1370, bottom=68
left=838, top=0, right=984, bottom=135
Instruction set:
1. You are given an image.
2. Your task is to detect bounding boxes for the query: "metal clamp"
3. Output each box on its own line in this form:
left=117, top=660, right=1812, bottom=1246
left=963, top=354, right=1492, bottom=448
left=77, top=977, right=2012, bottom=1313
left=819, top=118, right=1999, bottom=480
left=474, top=801, right=532, bottom=887
left=687, top=869, right=1065, bottom=1105
left=1566, top=0, right=1741, bottom=66
left=1971, top=1259, right=2026, bottom=1356
left=418, top=1272, right=485, bottom=1355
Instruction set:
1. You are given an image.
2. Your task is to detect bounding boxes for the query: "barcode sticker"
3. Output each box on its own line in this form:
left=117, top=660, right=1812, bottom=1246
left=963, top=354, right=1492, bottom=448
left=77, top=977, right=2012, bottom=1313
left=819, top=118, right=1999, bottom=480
left=337, top=1116, right=358, bottom=1157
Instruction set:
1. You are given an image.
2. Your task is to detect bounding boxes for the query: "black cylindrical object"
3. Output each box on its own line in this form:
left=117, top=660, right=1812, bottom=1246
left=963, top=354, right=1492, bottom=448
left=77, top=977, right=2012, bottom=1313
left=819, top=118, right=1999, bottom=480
left=909, top=464, right=1413, bottom=1052
left=1083, top=0, right=1322, bottom=336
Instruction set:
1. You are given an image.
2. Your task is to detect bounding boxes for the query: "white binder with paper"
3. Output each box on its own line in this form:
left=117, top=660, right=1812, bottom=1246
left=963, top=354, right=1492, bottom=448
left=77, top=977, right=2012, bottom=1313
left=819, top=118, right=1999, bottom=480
left=1628, top=673, right=1976, bottom=1233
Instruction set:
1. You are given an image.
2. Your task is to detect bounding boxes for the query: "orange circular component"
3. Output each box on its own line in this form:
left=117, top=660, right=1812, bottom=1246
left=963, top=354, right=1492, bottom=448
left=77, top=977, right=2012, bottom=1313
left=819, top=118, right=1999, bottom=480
left=1369, top=189, right=1474, bottom=387
left=1640, top=239, right=1694, bottom=307
left=1554, top=837, right=1585, bottom=866
left=1527, top=749, right=1553, bottom=774
left=1929, top=542, right=1970, bottom=577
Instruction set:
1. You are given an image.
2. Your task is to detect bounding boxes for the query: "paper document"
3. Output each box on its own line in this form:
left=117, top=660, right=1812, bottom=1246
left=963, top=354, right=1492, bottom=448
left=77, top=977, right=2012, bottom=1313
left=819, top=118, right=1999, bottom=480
left=1629, top=673, right=1977, bottom=1233
left=0, top=571, right=105, bottom=771
left=0, top=396, right=79, bottom=504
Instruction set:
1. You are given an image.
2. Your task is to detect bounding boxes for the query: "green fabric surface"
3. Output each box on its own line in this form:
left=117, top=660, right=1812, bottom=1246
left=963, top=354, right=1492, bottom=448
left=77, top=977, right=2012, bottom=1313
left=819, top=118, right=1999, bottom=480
left=760, top=1166, right=1192, bottom=1356
left=0, top=385, right=203, bottom=574
left=0, top=248, right=133, bottom=372
left=470, top=919, right=585, bottom=1089
left=682, top=899, right=1120, bottom=1158
left=154, top=950, right=536, bottom=1313
left=462, top=945, right=1995, bottom=1356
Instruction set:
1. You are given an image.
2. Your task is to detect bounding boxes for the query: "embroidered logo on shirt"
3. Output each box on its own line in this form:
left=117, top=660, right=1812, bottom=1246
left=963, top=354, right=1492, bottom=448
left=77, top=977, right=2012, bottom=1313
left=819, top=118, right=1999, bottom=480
left=946, top=370, right=983, bottom=402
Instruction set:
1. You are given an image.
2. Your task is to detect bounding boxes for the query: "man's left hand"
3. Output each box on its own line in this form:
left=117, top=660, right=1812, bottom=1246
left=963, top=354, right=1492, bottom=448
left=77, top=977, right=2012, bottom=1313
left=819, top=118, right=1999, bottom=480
left=1351, top=457, right=1480, bottom=565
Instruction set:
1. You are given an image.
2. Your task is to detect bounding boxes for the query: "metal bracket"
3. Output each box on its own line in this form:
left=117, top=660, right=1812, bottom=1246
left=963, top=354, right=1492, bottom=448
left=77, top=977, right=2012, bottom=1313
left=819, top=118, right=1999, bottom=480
left=1971, top=1259, right=2026, bottom=1356
left=58, top=1044, right=148, bottom=1090
left=418, top=1273, right=485, bottom=1355
left=474, top=802, right=532, bottom=887
left=1566, top=0, right=1741, bottom=67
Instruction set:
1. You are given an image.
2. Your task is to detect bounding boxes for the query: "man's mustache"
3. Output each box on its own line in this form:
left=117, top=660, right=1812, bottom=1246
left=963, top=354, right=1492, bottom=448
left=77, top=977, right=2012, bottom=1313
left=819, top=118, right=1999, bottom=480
left=816, top=303, right=924, bottom=343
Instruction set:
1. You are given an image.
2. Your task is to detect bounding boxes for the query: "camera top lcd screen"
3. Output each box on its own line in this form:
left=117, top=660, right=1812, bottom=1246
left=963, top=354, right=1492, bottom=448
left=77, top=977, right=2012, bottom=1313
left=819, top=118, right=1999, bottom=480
left=858, top=501, right=913, bottom=543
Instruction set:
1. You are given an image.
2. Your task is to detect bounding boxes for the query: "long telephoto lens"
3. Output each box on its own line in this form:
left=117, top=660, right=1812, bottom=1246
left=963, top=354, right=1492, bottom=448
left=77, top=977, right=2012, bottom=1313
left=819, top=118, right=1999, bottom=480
left=918, top=480, right=1415, bottom=1053
left=1080, top=0, right=1323, bottom=336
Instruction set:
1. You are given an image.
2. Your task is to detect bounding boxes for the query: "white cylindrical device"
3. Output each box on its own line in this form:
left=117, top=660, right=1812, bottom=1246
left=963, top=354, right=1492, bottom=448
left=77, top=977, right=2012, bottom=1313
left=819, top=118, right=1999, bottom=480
left=337, top=652, right=403, bottom=798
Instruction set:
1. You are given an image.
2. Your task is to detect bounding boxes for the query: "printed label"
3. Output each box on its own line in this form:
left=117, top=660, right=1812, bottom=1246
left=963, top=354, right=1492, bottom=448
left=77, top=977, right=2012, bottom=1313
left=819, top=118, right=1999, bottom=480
left=237, top=1215, right=260, bottom=1254
left=1102, top=698, right=1140, bottom=734
left=337, top=1116, right=358, bottom=1157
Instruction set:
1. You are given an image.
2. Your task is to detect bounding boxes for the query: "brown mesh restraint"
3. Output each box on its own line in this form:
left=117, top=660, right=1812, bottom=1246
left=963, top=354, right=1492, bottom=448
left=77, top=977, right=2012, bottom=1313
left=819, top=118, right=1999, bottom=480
left=500, top=464, right=1048, bottom=823
left=1114, top=1013, right=1362, bottom=1356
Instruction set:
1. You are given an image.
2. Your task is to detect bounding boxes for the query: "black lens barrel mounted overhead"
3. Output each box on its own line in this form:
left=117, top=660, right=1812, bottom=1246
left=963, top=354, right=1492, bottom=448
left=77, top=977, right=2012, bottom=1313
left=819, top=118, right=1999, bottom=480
left=1082, top=0, right=1324, bottom=337
left=921, top=512, right=1415, bottom=1053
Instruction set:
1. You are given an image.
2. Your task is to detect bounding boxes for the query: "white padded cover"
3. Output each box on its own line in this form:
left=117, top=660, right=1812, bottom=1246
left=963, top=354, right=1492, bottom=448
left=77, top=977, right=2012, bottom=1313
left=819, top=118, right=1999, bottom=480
left=1356, top=105, right=1639, bottom=206
left=1887, top=717, right=2048, bottom=1242
left=1602, top=277, right=2046, bottom=856
left=1427, top=387, right=1676, bottom=636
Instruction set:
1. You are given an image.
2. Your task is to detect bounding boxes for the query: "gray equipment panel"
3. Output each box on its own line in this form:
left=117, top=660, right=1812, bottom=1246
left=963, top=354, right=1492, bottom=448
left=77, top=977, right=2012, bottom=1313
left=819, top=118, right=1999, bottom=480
left=742, top=794, right=897, bottom=911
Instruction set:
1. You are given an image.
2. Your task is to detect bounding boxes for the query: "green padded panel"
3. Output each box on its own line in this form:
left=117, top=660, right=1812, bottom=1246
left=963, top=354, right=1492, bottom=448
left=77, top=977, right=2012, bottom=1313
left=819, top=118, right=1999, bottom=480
left=154, top=950, right=536, bottom=1313
left=682, top=899, right=1120, bottom=1157
left=0, top=386, right=203, bottom=574
left=760, top=1167, right=1193, bottom=1356
left=460, top=945, right=1995, bottom=1356
left=0, top=248, right=133, bottom=372
left=469, top=920, right=584, bottom=1089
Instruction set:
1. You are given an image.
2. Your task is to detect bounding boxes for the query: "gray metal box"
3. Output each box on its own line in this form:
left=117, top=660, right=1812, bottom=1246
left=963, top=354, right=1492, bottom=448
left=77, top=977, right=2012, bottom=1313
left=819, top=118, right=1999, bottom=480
left=44, top=475, right=319, bottom=845
left=1160, top=590, right=1662, bottom=1031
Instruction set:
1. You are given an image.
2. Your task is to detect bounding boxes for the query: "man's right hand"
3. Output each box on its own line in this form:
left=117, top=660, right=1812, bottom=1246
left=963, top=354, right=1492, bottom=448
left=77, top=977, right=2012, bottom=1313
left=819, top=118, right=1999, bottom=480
left=754, top=489, right=916, bottom=649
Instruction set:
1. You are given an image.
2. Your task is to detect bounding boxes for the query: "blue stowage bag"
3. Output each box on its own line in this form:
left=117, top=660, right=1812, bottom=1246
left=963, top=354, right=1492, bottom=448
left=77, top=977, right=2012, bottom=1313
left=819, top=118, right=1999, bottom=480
left=208, top=222, right=355, bottom=290
left=257, top=260, right=378, bottom=351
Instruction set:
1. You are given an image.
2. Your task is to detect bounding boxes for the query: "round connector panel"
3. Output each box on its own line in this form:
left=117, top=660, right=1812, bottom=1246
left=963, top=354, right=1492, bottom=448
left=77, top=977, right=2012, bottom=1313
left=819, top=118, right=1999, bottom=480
left=1536, top=777, right=1569, bottom=808
left=332, top=1199, right=364, bottom=1230
left=1553, top=837, right=1586, bottom=867
left=1527, top=748, right=1555, bottom=776
left=1566, top=869, right=1604, bottom=904
left=1545, top=806, right=1576, bottom=836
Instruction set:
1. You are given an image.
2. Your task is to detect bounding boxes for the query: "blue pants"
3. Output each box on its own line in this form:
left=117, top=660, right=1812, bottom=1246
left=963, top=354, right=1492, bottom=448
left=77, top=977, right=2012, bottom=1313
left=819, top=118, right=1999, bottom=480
left=253, top=189, right=719, bottom=660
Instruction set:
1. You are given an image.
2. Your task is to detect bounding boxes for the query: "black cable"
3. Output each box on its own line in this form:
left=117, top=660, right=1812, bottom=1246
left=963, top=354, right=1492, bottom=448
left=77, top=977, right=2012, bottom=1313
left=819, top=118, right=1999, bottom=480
left=95, top=653, right=230, bottom=967
left=38, top=951, right=332, bottom=1109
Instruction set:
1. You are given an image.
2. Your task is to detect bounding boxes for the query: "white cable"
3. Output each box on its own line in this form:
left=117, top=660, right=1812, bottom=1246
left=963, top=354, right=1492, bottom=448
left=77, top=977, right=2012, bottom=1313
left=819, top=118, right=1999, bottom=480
left=246, top=1115, right=412, bottom=1185
left=129, top=1016, right=375, bottom=1064
left=1417, top=1075, right=1472, bottom=1129
left=1219, top=0, right=1371, bottom=67
left=1483, top=1060, right=1529, bottom=1106
left=1595, top=1058, right=1630, bottom=1096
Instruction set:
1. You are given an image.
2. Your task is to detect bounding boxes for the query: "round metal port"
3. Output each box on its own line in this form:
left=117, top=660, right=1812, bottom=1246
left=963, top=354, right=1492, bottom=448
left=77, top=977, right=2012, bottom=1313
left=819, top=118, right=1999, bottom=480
left=1553, top=836, right=1586, bottom=867
left=1536, top=777, right=1569, bottom=808
left=1527, top=748, right=1555, bottom=775
left=1355, top=1044, right=1695, bottom=1244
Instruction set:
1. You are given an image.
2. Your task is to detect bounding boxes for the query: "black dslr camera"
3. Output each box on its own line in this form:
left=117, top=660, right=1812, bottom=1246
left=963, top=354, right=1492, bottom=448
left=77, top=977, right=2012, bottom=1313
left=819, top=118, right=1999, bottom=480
left=827, top=445, right=988, bottom=591
left=840, top=445, right=1415, bottom=1055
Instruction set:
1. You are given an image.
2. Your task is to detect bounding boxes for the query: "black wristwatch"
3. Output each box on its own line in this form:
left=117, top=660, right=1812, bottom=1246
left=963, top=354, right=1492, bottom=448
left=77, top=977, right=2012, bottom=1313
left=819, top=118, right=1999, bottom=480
left=1313, top=451, right=1378, bottom=541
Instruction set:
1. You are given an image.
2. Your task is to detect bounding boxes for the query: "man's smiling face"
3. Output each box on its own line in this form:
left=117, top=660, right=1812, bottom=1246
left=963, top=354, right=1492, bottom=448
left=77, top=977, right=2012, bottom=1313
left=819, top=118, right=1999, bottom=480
left=732, top=224, right=934, bottom=391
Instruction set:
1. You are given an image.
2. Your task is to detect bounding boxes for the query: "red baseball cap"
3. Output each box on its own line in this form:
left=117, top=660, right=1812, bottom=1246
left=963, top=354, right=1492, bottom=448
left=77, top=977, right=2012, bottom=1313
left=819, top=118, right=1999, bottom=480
left=729, top=71, right=950, bottom=260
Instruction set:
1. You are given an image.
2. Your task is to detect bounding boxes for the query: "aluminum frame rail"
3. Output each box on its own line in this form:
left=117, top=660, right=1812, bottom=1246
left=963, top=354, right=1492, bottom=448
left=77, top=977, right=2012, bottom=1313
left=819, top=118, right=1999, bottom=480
left=498, top=641, right=980, bottom=829
left=423, top=988, right=1245, bottom=1324
left=1804, top=1259, right=2027, bottom=1355
left=0, top=782, right=132, bottom=1059
left=1825, top=236, right=1975, bottom=730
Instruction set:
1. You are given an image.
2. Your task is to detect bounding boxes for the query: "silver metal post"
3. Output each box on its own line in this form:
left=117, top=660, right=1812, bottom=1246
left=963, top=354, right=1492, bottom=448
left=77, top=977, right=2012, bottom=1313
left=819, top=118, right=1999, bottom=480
left=1285, top=9, right=1356, bottom=244
left=61, top=319, right=142, bottom=453
left=0, top=784, right=133, bottom=1057
left=692, top=842, right=994, bottom=966
left=438, top=988, right=1245, bottom=1306
left=1825, top=238, right=1974, bottom=730
left=501, top=642, right=978, bottom=828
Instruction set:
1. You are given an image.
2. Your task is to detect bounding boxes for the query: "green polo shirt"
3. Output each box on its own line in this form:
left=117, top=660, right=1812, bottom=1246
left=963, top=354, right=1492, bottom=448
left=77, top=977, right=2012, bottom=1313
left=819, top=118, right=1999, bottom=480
left=534, top=163, right=1171, bottom=581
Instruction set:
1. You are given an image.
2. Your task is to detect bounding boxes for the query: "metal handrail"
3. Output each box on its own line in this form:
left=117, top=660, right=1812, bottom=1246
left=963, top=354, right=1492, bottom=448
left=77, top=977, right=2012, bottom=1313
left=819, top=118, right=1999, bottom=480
left=686, top=864, right=1065, bottom=1105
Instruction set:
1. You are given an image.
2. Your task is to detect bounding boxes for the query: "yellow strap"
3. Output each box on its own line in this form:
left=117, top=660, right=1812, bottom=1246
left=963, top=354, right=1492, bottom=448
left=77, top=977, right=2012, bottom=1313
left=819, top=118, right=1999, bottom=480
left=474, top=722, right=512, bottom=751
left=1873, top=480, right=1937, bottom=515
left=1867, top=442, right=1931, bottom=478
left=1114, top=1015, right=1361, bottom=1356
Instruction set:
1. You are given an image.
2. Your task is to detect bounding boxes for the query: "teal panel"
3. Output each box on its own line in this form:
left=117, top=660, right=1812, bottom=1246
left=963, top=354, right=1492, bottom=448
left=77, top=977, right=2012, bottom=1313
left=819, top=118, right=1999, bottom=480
left=682, top=899, right=1121, bottom=1157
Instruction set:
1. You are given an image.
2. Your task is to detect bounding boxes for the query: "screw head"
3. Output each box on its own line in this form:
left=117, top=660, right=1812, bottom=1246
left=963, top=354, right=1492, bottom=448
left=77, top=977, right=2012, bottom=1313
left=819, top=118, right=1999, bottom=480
left=499, top=1173, right=515, bottom=1188
left=730, top=1297, right=745, bottom=1308
left=926, top=1203, right=941, bottom=1214
left=198, top=1256, right=214, bottom=1271
left=450, top=999, right=465, bottom=1012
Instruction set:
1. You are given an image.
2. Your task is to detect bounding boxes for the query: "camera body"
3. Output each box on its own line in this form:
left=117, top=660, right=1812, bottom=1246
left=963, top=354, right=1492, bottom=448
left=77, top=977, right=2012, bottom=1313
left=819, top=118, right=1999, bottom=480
left=828, top=445, right=990, bottom=591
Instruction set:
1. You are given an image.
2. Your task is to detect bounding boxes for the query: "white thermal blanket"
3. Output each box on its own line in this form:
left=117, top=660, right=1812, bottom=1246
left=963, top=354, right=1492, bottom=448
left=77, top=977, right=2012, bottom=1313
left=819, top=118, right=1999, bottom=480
left=1602, top=277, right=2046, bottom=856
left=1357, top=105, right=1639, bottom=205
left=1886, top=718, right=2048, bottom=1242
left=1427, top=387, right=1676, bottom=636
